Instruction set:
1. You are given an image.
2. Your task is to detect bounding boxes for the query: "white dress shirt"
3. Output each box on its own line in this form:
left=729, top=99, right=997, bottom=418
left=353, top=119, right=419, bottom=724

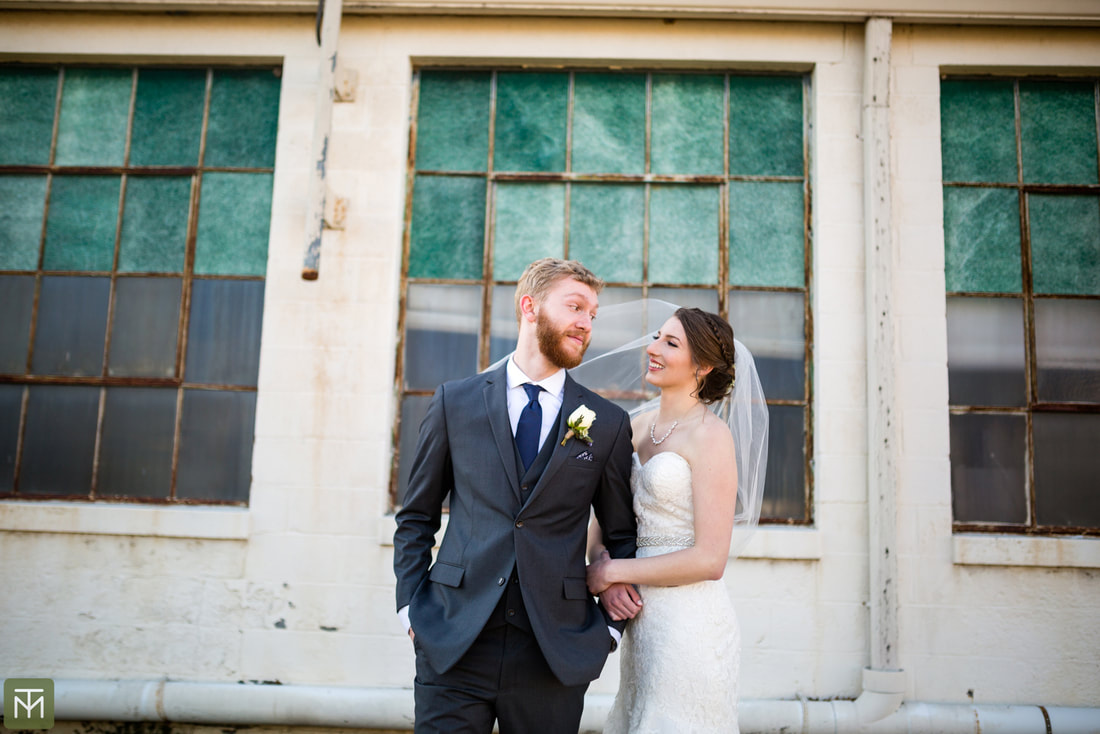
left=506, top=356, right=565, bottom=451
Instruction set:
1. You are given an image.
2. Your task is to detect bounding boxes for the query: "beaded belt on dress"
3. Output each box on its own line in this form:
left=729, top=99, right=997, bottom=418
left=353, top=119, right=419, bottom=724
left=637, top=535, right=694, bottom=548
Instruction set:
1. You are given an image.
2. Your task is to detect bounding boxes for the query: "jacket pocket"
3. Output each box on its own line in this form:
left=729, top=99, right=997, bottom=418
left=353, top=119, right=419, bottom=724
left=429, top=562, right=465, bottom=588
left=562, top=576, right=590, bottom=600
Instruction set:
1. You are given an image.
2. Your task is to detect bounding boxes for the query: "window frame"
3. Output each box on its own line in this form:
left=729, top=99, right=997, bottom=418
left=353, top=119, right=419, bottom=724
left=943, top=74, right=1100, bottom=537
left=0, top=63, right=280, bottom=506
left=389, top=65, right=815, bottom=525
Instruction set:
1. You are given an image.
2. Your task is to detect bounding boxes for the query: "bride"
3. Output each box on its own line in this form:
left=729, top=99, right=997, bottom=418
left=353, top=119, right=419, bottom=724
left=584, top=306, right=765, bottom=734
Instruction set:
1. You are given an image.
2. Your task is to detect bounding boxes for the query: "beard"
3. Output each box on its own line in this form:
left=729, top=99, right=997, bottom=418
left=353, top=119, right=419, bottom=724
left=536, top=310, right=590, bottom=369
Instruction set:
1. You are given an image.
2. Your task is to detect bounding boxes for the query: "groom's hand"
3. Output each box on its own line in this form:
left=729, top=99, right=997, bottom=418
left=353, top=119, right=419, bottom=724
left=600, top=583, right=642, bottom=621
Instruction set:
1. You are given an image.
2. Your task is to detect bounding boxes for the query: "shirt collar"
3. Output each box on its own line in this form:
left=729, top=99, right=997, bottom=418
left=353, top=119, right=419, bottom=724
left=507, top=355, right=566, bottom=399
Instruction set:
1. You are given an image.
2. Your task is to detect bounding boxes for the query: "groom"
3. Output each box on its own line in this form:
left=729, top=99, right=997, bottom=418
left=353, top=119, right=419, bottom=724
left=393, top=258, right=638, bottom=733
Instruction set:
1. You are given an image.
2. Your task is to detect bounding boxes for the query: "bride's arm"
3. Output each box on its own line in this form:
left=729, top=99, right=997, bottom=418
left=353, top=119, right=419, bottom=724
left=587, top=422, right=738, bottom=592
left=587, top=514, right=644, bottom=619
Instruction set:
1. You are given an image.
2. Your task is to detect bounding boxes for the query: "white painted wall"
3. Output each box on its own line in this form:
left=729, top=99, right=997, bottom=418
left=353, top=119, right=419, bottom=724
left=889, top=23, right=1100, bottom=705
left=1, top=12, right=1097, bottom=724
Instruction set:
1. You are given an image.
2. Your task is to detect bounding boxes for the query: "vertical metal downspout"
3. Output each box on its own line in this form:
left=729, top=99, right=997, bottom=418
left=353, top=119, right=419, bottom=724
left=861, top=15, right=908, bottom=724
left=302, top=0, right=343, bottom=280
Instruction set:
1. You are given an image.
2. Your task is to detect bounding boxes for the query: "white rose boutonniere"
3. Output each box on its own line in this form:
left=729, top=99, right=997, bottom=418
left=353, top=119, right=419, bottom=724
left=561, top=404, right=596, bottom=446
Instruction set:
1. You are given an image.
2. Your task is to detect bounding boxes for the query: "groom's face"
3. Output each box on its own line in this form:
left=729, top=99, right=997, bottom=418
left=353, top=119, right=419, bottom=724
left=533, top=277, right=598, bottom=369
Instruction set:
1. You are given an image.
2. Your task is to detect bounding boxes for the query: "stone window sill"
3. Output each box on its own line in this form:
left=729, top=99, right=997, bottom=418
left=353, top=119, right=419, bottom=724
left=953, top=533, right=1100, bottom=568
left=0, top=500, right=249, bottom=540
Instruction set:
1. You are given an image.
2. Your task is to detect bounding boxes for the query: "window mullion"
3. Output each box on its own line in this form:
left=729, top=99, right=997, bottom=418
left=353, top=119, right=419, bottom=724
left=478, top=71, right=499, bottom=372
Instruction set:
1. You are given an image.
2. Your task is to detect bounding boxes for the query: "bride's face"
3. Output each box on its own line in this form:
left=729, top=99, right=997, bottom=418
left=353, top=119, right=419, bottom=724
left=645, top=317, right=696, bottom=389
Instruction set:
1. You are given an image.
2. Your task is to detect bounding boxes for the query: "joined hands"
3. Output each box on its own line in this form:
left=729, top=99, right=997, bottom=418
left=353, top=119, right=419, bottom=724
left=589, top=550, right=642, bottom=621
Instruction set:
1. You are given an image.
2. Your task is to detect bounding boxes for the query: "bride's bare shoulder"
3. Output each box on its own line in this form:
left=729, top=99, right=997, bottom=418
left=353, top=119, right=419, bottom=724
left=630, top=408, right=657, bottom=435
left=686, top=410, right=736, bottom=455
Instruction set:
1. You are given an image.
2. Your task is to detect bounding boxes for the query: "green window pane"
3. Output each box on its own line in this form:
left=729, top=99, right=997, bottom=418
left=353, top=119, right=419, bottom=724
left=729, top=181, right=804, bottom=287
left=493, top=182, right=565, bottom=281
left=762, top=404, right=807, bottom=522
left=0, top=385, right=21, bottom=491
left=649, top=185, right=719, bottom=285
left=0, top=175, right=47, bottom=270
left=950, top=412, right=1027, bottom=524
left=31, top=276, right=110, bottom=377
left=55, top=68, right=131, bottom=167
left=396, top=394, right=431, bottom=503
left=97, top=386, right=177, bottom=499
left=0, top=276, right=35, bottom=373
left=1029, top=194, right=1100, bottom=295
left=108, top=277, right=182, bottom=378
left=20, top=385, right=100, bottom=495
left=205, top=69, right=281, bottom=168
left=490, top=284, right=520, bottom=365
left=406, top=284, right=481, bottom=390
left=0, top=67, right=58, bottom=165
left=176, top=388, right=256, bottom=502
left=1021, top=81, right=1098, bottom=185
left=194, top=172, right=272, bottom=276
left=651, top=74, right=724, bottom=176
left=728, top=290, right=805, bottom=401
left=43, top=175, right=121, bottom=272
left=1034, top=299, right=1100, bottom=403
left=648, top=287, right=716, bottom=314
left=493, top=72, right=568, bottom=173
left=415, top=70, right=490, bottom=172
left=408, top=175, right=486, bottom=280
left=940, top=79, right=1017, bottom=184
left=946, top=296, right=1026, bottom=407
left=943, top=187, right=1022, bottom=293
left=729, top=75, right=804, bottom=177
left=119, top=176, right=191, bottom=273
left=576, top=286, right=649, bottom=397
left=1034, top=413, right=1100, bottom=528
left=185, top=279, right=264, bottom=387
left=569, top=183, right=644, bottom=283
left=572, top=73, right=646, bottom=175
left=130, top=69, right=206, bottom=167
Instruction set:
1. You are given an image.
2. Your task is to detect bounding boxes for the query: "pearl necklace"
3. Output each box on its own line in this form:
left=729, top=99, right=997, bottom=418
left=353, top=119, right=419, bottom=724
left=650, top=420, right=678, bottom=446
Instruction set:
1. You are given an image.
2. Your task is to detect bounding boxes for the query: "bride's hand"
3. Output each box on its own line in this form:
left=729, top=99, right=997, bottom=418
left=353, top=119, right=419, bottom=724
left=586, top=552, right=615, bottom=594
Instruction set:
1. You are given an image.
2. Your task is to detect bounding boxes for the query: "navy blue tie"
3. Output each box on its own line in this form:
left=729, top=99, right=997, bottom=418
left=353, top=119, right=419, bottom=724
left=516, top=383, right=544, bottom=472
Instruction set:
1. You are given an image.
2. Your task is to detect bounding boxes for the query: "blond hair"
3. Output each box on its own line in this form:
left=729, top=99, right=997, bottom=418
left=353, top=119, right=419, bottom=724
left=513, top=258, right=604, bottom=323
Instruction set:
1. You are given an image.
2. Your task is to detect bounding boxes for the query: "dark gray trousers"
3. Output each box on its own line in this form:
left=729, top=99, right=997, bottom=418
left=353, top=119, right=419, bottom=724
left=413, top=595, right=588, bottom=734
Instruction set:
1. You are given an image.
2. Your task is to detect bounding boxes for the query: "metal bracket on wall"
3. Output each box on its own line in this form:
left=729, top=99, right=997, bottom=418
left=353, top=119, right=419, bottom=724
left=334, top=66, right=357, bottom=103
left=324, top=192, right=348, bottom=230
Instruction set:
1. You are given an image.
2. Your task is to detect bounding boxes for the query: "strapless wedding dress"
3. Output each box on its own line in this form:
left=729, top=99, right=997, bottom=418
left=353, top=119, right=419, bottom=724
left=604, top=451, right=740, bottom=734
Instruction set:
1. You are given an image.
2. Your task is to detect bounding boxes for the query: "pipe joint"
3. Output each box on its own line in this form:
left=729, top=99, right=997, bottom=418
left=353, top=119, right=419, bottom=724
left=855, top=667, right=907, bottom=726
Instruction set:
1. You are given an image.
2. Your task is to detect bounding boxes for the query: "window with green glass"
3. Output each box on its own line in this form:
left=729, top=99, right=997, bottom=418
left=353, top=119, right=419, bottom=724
left=394, top=68, right=813, bottom=523
left=941, top=77, right=1100, bottom=533
left=0, top=64, right=280, bottom=504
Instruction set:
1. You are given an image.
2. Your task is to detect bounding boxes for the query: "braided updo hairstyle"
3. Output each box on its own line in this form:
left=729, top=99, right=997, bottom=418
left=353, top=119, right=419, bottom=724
left=674, top=307, right=736, bottom=405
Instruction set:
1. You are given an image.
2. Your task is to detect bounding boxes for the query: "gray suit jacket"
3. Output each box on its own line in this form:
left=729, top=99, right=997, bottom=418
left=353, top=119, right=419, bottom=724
left=393, top=363, right=637, bottom=687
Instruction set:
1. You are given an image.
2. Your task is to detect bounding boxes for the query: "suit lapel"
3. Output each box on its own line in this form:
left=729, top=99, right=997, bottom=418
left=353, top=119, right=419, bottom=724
left=483, top=364, right=523, bottom=503
left=523, top=373, right=584, bottom=509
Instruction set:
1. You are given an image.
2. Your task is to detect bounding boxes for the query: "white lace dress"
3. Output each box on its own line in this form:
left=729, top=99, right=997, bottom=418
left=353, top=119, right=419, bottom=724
left=604, top=451, right=741, bottom=734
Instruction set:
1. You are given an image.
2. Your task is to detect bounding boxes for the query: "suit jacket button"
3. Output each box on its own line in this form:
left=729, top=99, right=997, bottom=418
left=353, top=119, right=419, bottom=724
left=498, top=577, right=506, bottom=586
left=515, top=521, right=524, bottom=528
